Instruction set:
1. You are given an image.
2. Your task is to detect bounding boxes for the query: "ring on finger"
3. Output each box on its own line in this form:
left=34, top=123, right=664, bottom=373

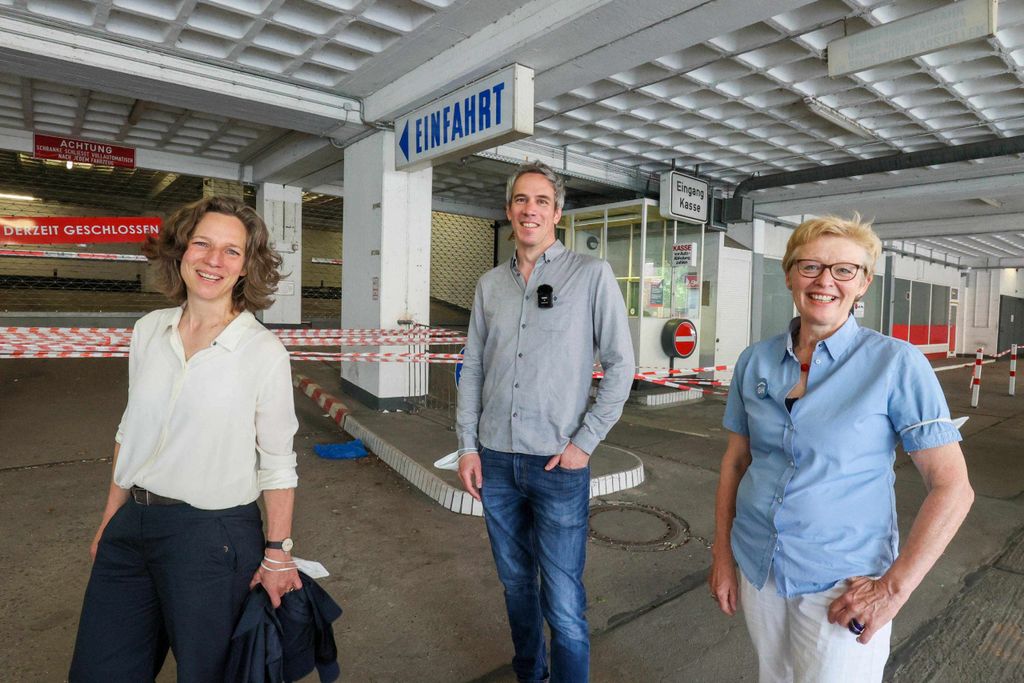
left=848, top=618, right=865, bottom=636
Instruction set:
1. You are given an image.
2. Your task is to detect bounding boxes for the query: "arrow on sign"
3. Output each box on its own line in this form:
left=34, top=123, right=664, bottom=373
left=399, top=121, right=410, bottom=161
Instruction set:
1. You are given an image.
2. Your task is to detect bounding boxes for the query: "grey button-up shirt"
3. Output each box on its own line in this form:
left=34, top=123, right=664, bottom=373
left=456, top=240, right=634, bottom=456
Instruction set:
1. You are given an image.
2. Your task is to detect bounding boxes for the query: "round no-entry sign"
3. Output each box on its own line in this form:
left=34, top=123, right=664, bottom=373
left=661, top=318, right=697, bottom=359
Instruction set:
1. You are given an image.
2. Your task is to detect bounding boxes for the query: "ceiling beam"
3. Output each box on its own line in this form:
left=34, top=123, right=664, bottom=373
left=872, top=214, right=1024, bottom=240
left=432, top=198, right=506, bottom=222
left=20, top=77, right=32, bottom=129
left=534, top=0, right=813, bottom=103
left=756, top=171, right=1024, bottom=216
left=0, top=16, right=362, bottom=138
left=245, top=132, right=343, bottom=186
left=362, top=0, right=617, bottom=122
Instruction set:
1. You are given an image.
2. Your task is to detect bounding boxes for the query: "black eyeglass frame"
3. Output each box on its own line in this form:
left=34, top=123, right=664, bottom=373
left=792, top=259, right=863, bottom=282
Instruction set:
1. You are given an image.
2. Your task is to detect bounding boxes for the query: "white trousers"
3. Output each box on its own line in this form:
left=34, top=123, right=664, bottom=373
left=739, top=570, right=892, bottom=683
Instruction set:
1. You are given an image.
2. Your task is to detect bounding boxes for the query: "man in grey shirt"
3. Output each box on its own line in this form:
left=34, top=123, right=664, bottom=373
left=456, top=161, right=634, bottom=683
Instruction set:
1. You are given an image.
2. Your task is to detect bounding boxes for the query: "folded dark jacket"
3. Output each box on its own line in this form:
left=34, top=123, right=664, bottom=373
left=226, top=572, right=343, bottom=683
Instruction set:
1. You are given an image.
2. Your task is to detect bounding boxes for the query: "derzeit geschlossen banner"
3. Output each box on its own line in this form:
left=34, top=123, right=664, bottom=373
left=0, top=216, right=162, bottom=244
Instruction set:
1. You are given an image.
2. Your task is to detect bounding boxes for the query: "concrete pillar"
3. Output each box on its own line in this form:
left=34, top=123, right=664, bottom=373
left=257, top=184, right=303, bottom=325
left=203, top=178, right=244, bottom=199
left=341, top=131, right=432, bottom=409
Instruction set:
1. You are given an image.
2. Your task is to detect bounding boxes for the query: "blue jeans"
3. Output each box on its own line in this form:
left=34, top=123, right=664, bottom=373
left=480, top=447, right=591, bottom=683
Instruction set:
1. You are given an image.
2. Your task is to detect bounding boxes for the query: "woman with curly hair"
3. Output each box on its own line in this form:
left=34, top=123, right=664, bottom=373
left=70, top=196, right=302, bottom=682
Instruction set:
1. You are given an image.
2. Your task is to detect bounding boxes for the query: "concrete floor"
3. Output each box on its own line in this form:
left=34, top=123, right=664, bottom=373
left=0, top=354, right=1021, bottom=682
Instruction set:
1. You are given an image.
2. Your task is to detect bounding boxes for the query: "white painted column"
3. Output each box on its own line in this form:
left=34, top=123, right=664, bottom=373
left=257, top=183, right=303, bottom=325
left=342, top=131, right=432, bottom=409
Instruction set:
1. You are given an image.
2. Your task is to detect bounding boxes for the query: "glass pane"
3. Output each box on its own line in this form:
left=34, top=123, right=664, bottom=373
left=606, top=220, right=638, bottom=316
left=570, top=210, right=603, bottom=258
left=668, top=222, right=703, bottom=320
left=859, top=275, right=883, bottom=331
left=893, top=279, right=910, bottom=340
left=642, top=219, right=671, bottom=319
left=761, top=258, right=793, bottom=339
left=910, top=281, right=931, bottom=344
left=930, top=285, right=949, bottom=343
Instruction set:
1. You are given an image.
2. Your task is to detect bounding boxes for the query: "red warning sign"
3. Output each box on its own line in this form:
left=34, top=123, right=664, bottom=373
left=1, top=216, right=162, bottom=244
left=673, top=320, right=697, bottom=358
left=34, top=133, right=136, bottom=169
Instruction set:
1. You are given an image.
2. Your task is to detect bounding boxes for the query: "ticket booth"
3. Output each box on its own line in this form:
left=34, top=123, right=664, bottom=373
left=562, top=198, right=704, bottom=372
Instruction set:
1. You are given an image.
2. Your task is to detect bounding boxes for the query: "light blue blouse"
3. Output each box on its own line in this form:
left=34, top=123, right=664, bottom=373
left=723, top=316, right=961, bottom=597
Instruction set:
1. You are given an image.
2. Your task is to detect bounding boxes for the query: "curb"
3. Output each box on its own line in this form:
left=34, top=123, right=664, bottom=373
left=292, top=373, right=645, bottom=516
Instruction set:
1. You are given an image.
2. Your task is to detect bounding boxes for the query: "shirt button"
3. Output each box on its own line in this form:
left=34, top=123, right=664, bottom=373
left=518, top=352, right=523, bottom=358
left=814, top=359, right=821, bottom=365
left=776, top=496, right=783, bottom=503
left=789, top=460, right=795, bottom=467
left=521, top=323, right=526, bottom=328
left=513, top=412, right=518, bottom=417
left=514, top=383, right=519, bottom=388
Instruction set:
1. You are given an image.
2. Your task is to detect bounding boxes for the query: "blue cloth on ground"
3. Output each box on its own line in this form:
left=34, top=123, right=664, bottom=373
left=314, top=440, right=368, bottom=460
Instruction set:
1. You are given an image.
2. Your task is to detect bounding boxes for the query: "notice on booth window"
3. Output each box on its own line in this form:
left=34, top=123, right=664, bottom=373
left=672, top=242, right=697, bottom=267
left=0, top=216, right=162, bottom=244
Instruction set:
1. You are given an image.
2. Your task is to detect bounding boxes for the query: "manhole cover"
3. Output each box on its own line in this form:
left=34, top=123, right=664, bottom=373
left=588, top=501, right=691, bottom=552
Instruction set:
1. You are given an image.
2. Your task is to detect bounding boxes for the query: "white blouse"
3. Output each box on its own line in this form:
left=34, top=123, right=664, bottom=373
left=114, top=306, right=299, bottom=510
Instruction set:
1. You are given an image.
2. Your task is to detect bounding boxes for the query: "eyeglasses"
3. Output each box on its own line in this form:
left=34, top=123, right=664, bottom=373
left=793, top=260, right=862, bottom=281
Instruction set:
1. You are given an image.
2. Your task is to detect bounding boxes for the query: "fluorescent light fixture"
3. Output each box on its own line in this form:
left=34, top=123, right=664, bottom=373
left=804, top=97, right=875, bottom=139
left=0, top=192, right=40, bottom=201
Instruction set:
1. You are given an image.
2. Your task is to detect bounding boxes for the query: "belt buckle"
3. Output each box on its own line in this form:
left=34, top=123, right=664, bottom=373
left=132, top=487, right=150, bottom=505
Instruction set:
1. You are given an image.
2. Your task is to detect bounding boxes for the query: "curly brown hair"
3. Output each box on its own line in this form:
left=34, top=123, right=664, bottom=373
left=143, top=195, right=283, bottom=312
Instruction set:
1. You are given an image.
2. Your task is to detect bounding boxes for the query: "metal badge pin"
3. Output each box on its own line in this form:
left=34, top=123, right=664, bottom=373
left=756, top=378, right=768, bottom=399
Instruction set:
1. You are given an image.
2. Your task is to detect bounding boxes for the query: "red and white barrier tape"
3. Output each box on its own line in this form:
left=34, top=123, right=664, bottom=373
left=0, top=248, right=147, bottom=262
left=635, top=364, right=732, bottom=375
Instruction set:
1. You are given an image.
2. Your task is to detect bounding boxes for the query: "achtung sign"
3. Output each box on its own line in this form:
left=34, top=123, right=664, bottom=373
left=34, top=133, right=136, bottom=169
left=0, top=216, right=162, bottom=244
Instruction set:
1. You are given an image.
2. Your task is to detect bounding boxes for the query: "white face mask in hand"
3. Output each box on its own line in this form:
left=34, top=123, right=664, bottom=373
left=433, top=451, right=462, bottom=471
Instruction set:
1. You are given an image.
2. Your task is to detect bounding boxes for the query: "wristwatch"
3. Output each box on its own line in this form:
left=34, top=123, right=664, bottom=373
left=265, top=537, right=294, bottom=552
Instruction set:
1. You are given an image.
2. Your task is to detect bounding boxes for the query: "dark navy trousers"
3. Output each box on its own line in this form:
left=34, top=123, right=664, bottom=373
left=69, top=497, right=263, bottom=682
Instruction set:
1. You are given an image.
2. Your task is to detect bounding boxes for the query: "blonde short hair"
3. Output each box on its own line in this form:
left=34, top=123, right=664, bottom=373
left=782, top=213, right=882, bottom=274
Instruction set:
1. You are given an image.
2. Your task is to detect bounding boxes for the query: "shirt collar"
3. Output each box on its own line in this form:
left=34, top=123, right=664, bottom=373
left=510, top=239, right=566, bottom=272
left=164, top=305, right=256, bottom=352
left=782, top=313, right=859, bottom=362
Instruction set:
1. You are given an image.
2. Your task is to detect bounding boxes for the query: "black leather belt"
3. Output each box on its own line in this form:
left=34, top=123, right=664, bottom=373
left=130, top=486, right=186, bottom=506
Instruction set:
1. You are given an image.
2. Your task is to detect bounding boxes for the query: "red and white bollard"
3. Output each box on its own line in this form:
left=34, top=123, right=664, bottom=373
left=971, top=348, right=983, bottom=408
left=1010, top=344, right=1017, bottom=397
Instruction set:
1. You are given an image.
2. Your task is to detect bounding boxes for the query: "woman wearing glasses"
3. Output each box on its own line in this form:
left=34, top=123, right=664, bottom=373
left=708, top=215, right=973, bottom=682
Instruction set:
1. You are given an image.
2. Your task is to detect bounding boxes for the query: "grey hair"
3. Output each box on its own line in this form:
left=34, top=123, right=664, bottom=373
left=505, top=161, right=566, bottom=210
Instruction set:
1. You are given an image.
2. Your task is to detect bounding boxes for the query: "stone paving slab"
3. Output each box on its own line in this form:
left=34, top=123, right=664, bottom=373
left=889, top=549, right=1024, bottom=682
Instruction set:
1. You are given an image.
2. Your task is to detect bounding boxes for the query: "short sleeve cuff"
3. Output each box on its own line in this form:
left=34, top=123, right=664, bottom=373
left=115, top=429, right=125, bottom=445
left=722, top=415, right=749, bottom=436
left=902, top=422, right=962, bottom=453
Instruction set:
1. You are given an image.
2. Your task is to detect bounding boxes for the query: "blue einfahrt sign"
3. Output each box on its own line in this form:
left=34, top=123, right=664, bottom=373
left=394, top=64, right=534, bottom=171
